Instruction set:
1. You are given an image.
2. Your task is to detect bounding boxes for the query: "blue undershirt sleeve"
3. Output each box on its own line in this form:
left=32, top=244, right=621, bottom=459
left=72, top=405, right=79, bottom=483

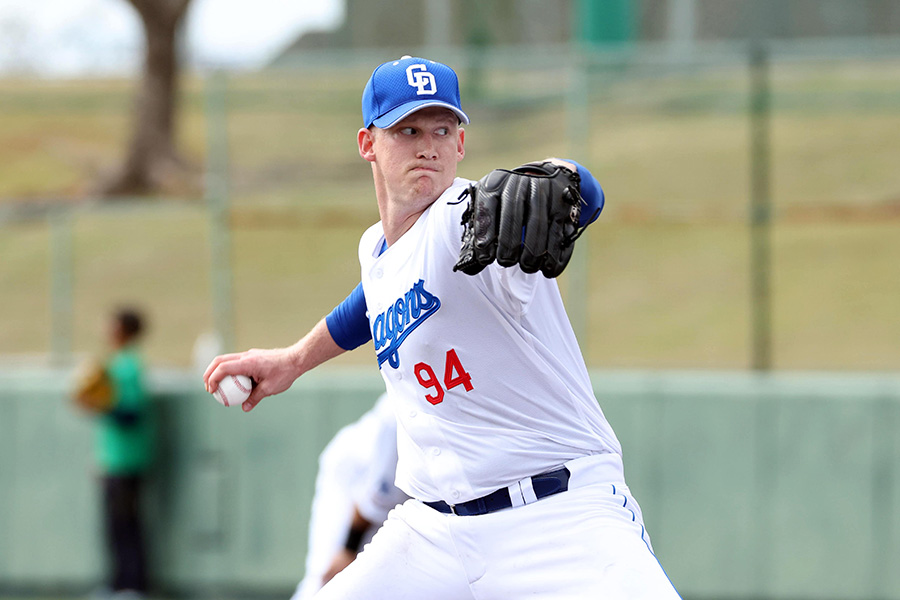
left=325, top=282, right=372, bottom=351
left=569, top=160, right=605, bottom=228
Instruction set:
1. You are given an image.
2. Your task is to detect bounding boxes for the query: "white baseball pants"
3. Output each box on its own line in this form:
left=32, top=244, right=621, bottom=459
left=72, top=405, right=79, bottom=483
left=312, top=453, right=681, bottom=600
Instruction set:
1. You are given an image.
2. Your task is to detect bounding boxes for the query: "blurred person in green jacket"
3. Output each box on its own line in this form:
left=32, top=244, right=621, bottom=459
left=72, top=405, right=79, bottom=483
left=75, top=307, right=153, bottom=599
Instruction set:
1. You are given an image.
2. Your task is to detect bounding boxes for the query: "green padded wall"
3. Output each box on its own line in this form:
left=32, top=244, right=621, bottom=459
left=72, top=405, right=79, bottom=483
left=1, top=368, right=898, bottom=599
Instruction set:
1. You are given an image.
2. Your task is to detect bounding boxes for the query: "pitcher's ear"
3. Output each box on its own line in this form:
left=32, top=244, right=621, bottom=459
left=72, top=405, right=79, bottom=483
left=358, top=127, right=376, bottom=162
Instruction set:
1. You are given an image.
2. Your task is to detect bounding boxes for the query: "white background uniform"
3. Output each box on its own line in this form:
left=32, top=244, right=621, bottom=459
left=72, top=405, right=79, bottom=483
left=315, top=180, right=680, bottom=599
left=292, top=394, right=408, bottom=600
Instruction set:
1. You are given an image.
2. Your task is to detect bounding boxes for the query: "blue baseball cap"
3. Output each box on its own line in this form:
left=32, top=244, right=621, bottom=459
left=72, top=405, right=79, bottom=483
left=362, top=56, right=470, bottom=129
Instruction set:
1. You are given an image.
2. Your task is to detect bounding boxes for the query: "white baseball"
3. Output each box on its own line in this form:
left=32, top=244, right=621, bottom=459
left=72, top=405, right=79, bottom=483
left=212, top=374, right=253, bottom=407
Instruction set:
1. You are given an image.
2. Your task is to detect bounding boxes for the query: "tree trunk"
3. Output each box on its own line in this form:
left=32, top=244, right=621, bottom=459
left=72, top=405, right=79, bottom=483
left=100, top=0, right=195, bottom=197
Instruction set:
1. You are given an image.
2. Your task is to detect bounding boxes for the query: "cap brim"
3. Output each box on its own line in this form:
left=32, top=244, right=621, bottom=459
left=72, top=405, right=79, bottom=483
left=371, top=100, right=470, bottom=129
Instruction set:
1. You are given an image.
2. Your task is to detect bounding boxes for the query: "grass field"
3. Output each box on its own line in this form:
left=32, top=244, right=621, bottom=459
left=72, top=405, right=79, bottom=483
left=1, top=56, right=899, bottom=370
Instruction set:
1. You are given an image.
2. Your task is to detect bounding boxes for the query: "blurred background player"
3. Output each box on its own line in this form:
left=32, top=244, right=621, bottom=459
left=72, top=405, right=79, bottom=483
left=291, top=393, right=408, bottom=600
left=74, top=308, right=154, bottom=600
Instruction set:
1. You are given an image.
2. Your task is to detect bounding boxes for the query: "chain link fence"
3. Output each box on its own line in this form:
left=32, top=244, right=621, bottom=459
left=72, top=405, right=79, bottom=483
left=2, top=39, right=899, bottom=370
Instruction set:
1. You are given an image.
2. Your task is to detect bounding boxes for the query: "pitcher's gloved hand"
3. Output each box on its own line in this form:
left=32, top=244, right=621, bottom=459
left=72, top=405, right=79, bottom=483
left=453, top=161, right=587, bottom=278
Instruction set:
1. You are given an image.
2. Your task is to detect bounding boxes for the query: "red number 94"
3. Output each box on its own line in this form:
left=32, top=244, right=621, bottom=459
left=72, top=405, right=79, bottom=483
left=414, top=348, right=473, bottom=405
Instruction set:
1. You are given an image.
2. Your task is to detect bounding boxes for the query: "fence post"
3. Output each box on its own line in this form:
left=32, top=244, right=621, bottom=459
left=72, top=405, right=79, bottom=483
left=205, top=71, right=235, bottom=353
left=565, top=43, right=591, bottom=347
left=49, top=208, right=74, bottom=365
left=749, top=43, right=773, bottom=371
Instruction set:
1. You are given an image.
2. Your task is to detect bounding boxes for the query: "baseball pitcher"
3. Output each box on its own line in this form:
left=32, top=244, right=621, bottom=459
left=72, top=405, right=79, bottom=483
left=205, top=56, right=681, bottom=599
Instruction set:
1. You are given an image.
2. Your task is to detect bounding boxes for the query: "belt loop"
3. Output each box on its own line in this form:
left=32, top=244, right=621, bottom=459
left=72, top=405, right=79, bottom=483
left=508, top=482, right=526, bottom=508
left=520, top=476, right=538, bottom=504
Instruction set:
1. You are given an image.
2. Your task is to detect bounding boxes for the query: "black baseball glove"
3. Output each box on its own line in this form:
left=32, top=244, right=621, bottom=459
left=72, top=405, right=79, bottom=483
left=453, top=161, right=589, bottom=278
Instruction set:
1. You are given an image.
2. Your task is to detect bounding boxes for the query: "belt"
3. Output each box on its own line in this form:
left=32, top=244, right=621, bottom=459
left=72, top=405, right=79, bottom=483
left=424, top=467, right=570, bottom=516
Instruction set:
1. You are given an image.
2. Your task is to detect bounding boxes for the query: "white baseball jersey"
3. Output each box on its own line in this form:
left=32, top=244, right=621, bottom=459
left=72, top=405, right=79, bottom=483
left=359, top=178, right=622, bottom=504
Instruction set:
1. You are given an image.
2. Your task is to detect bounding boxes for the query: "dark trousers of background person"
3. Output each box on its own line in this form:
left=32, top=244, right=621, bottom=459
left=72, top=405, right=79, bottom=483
left=103, top=475, right=148, bottom=593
